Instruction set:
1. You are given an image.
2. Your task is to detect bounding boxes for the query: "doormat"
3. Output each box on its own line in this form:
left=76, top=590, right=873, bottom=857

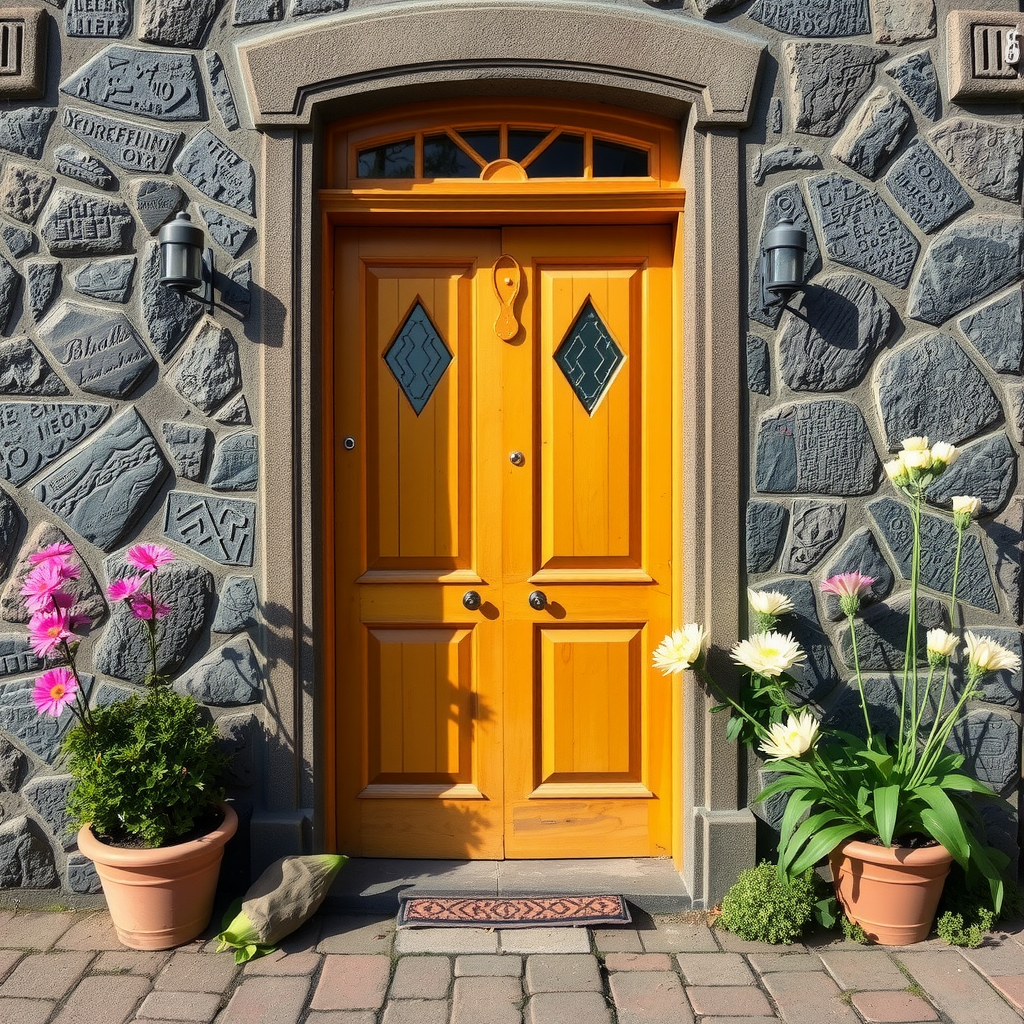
left=397, top=894, right=631, bottom=928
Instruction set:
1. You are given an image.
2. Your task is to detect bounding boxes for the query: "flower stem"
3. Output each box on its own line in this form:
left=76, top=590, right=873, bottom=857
left=845, top=610, right=872, bottom=743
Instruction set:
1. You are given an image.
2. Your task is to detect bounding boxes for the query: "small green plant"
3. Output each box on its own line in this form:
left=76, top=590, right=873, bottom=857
left=64, top=686, right=228, bottom=848
left=934, top=865, right=1021, bottom=947
left=840, top=915, right=868, bottom=943
left=718, top=862, right=833, bottom=943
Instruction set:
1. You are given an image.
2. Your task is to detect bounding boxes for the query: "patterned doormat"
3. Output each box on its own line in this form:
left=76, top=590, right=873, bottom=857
left=397, top=894, right=631, bottom=928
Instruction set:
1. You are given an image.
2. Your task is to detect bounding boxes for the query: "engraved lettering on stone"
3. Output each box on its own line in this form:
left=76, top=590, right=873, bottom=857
left=61, top=46, right=200, bottom=120
left=908, top=215, right=1024, bottom=327
left=870, top=497, right=997, bottom=610
left=205, top=51, right=239, bottom=132
left=783, top=499, right=846, bottom=574
left=751, top=0, right=869, bottom=38
left=25, top=258, right=60, bottom=321
left=746, top=501, right=786, bottom=574
left=870, top=0, right=936, bottom=46
left=0, top=163, right=54, bottom=225
left=174, top=129, right=256, bottom=217
left=62, top=106, right=182, bottom=174
left=831, top=87, right=911, bottom=179
left=200, top=207, right=253, bottom=258
left=755, top=400, right=878, bottom=496
left=39, top=187, right=134, bottom=257
left=0, top=107, right=55, bottom=159
left=1, top=224, right=35, bottom=259
left=954, top=710, right=1018, bottom=791
left=784, top=41, right=887, bottom=137
left=169, top=320, right=242, bottom=414
left=208, top=431, right=257, bottom=491
left=130, top=179, right=183, bottom=234
left=0, top=338, right=66, bottom=396
left=752, top=144, right=821, bottom=186
left=140, top=241, right=201, bottom=361
left=884, top=49, right=938, bottom=119
left=778, top=271, right=896, bottom=392
left=38, top=302, right=152, bottom=398
left=65, top=0, right=131, bottom=37
left=884, top=139, right=971, bottom=234
left=926, top=433, right=1016, bottom=518
left=929, top=119, right=1023, bottom=203
left=54, top=145, right=115, bottom=190
left=164, top=491, right=256, bottom=567
left=31, top=407, right=169, bottom=550
left=822, top=529, right=894, bottom=621
left=959, top=286, right=1024, bottom=376
left=877, top=332, right=1001, bottom=448
left=161, top=421, right=207, bottom=481
left=0, top=636, right=40, bottom=679
left=72, top=255, right=135, bottom=303
left=0, top=401, right=109, bottom=486
left=0, top=257, right=19, bottom=334
left=138, top=0, right=217, bottom=48
left=807, top=172, right=918, bottom=288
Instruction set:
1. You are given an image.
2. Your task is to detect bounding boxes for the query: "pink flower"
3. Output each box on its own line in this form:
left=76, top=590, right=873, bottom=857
left=820, top=572, right=876, bottom=615
left=28, top=609, right=74, bottom=658
left=107, top=575, right=146, bottom=602
left=130, top=594, right=171, bottom=621
left=32, top=667, right=78, bottom=716
left=28, top=542, right=75, bottom=566
left=20, top=562, right=72, bottom=614
left=126, top=544, right=175, bottom=573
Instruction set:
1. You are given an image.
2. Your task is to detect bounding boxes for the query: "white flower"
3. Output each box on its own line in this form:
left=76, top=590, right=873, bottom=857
left=926, top=628, right=959, bottom=660
left=652, top=625, right=709, bottom=674
left=730, top=631, right=806, bottom=678
left=951, top=495, right=981, bottom=518
left=930, top=442, right=959, bottom=467
left=964, top=631, right=1021, bottom=675
left=883, top=456, right=908, bottom=482
left=748, top=589, right=794, bottom=617
left=901, top=448, right=933, bottom=470
left=760, top=712, right=820, bottom=760
left=902, top=436, right=930, bottom=451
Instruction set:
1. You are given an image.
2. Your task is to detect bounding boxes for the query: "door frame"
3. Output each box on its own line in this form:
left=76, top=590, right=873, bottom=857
left=321, top=100, right=685, bottom=862
left=237, top=0, right=766, bottom=906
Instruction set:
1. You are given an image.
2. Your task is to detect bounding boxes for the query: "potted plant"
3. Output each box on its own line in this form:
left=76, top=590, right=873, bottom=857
left=25, top=542, right=234, bottom=950
left=654, top=436, right=1017, bottom=944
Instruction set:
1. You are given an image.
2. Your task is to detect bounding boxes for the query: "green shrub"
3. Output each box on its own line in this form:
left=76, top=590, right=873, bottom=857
left=64, top=686, right=229, bottom=848
left=934, top=864, right=1021, bottom=948
left=719, top=862, right=830, bottom=943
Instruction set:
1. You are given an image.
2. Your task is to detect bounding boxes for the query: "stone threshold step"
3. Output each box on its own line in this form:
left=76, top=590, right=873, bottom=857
left=325, top=858, right=692, bottom=916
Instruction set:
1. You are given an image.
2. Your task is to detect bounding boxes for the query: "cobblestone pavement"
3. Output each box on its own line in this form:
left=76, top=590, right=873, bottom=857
left=2, top=906, right=1024, bottom=1024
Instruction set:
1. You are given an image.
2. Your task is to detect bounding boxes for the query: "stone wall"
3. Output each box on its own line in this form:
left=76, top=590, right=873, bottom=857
left=0, top=0, right=1021, bottom=896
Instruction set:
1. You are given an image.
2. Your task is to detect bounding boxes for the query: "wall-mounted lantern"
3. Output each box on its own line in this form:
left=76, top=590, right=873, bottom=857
left=157, top=211, right=214, bottom=313
left=760, top=218, right=808, bottom=310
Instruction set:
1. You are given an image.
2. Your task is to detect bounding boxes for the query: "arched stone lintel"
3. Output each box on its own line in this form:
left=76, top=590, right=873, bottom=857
left=236, top=0, right=766, bottom=128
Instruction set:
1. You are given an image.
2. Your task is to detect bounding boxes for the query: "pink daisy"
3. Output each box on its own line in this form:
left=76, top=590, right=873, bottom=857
left=20, top=562, right=71, bottom=614
left=28, top=542, right=75, bottom=566
left=130, top=594, right=171, bottom=621
left=126, top=544, right=175, bottom=573
left=28, top=609, right=74, bottom=658
left=820, top=572, right=876, bottom=600
left=107, top=575, right=146, bottom=602
left=32, top=667, right=78, bottom=717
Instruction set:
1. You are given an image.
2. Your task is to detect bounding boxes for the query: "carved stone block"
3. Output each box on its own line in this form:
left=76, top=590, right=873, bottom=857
left=53, top=145, right=116, bottom=190
left=763, top=577, right=838, bottom=704
left=208, top=431, right=258, bottom=491
left=746, top=334, right=769, bottom=395
left=174, top=129, right=256, bottom=217
left=807, top=172, right=919, bottom=287
left=0, top=107, right=55, bottom=159
left=65, top=0, right=131, bottom=37
left=130, top=179, right=184, bottom=235
left=174, top=638, right=261, bottom=706
left=62, top=45, right=201, bottom=121
left=72, top=256, right=136, bottom=304
left=953, top=710, right=1019, bottom=793
left=0, top=492, right=19, bottom=580
left=221, top=261, right=251, bottom=319
left=837, top=591, right=945, bottom=671
left=168, top=321, right=242, bottom=414
left=161, top=421, right=208, bottom=481
left=959, top=286, right=1024, bottom=375
left=876, top=332, right=1001, bottom=449
left=212, top=575, right=259, bottom=633
left=751, top=144, right=820, bottom=187
left=778, top=271, right=895, bottom=392
left=216, top=394, right=250, bottom=425
left=0, top=816, right=58, bottom=886
left=39, top=187, right=134, bottom=257
left=822, top=529, right=894, bottom=621
left=784, top=41, right=887, bottom=137
left=25, top=259, right=60, bottom=321
left=0, top=678, right=90, bottom=764
left=164, top=491, right=256, bottom=567
left=750, top=0, right=869, bottom=37
left=0, top=338, right=63, bottom=397
left=67, top=853, right=101, bottom=894
left=831, top=87, right=911, bottom=180
left=907, top=215, right=1024, bottom=326
left=884, top=49, right=939, bottom=119
left=140, top=242, right=202, bottom=361
left=947, top=10, right=1024, bottom=103
left=884, top=139, right=972, bottom=234
left=137, top=0, right=218, bottom=48
left=870, top=0, right=935, bottom=44
left=22, top=775, right=76, bottom=850
left=0, top=634, right=41, bottom=679
left=200, top=207, right=254, bottom=259
left=217, top=711, right=256, bottom=787
left=929, top=119, right=1023, bottom=203
left=291, top=0, right=349, bottom=12
left=782, top=499, right=846, bottom=574
left=1, top=224, right=35, bottom=259
left=205, top=51, right=240, bottom=132
left=0, top=8, right=48, bottom=100
left=62, top=106, right=182, bottom=175
left=0, top=735, right=28, bottom=792
left=870, top=497, right=997, bottom=610
left=991, top=497, right=1024, bottom=623
left=755, top=400, right=879, bottom=496
left=0, top=257, right=20, bottom=334
left=31, top=408, right=169, bottom=550
left=234, top=0, right=282, bottom=26
left=926, top=433, right=1016, bottom=518
left=746, top=500, right=786, bottom=574
left=0, top=164, right=54, bottom=226
left=0, top=401, right=110, bottom=487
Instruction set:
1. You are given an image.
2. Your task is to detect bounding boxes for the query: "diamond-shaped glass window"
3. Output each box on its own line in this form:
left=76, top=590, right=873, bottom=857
left=554, top=298, right=624, bottom=414
left=383, top=301, right=453, bottom=415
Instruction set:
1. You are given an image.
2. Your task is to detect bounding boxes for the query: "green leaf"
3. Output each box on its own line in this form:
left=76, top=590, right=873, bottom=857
left=788, top=823, right=864, bottom=877
left=873, top=784, right=900, bottom=847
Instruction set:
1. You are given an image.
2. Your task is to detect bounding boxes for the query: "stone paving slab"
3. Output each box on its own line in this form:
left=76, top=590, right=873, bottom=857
left=896, top=950, right=1024, bottom=1024
left=852, top=990, right=940, bottom=1023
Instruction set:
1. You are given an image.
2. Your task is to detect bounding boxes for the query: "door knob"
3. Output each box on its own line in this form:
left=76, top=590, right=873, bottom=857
left=528, top=590, right=548, bottom=610
left=462, top=591, right=482, bottom=611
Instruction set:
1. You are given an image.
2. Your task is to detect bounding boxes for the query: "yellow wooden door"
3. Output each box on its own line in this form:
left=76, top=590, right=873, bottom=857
left=334, top=224, right=675, bottom=859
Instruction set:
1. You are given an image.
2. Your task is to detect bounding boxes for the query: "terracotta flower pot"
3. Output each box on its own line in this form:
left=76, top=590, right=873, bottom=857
left=829, top=837, right=952, bottom=945
left=77, top=802, right=238, bottom=951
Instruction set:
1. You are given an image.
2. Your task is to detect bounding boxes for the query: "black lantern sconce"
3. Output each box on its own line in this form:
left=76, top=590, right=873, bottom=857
left=760, top=218, right=808, bottom=312
left=157, top=211, right=214, bottom=313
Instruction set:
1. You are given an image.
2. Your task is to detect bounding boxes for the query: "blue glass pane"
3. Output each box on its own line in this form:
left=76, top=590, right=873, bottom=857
left=527, top=134, right=584, bottom=178
left=424, top=134, right=480, bottom=177
left=383, top=302, right=453, bottom=415
left=357, top=139, right=414, bottom=178
left=593, top=139, right=649, bottom=177
left=458, top=129, right=501, bottom=164
left=554, top=298, right=624, bottom=414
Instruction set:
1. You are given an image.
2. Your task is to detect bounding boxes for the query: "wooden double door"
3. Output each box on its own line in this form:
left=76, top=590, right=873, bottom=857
left=333, top=223, right=676, bottom=859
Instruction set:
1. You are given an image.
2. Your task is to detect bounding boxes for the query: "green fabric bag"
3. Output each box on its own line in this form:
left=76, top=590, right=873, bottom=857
left=216, top=854, right=348, bottom=962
